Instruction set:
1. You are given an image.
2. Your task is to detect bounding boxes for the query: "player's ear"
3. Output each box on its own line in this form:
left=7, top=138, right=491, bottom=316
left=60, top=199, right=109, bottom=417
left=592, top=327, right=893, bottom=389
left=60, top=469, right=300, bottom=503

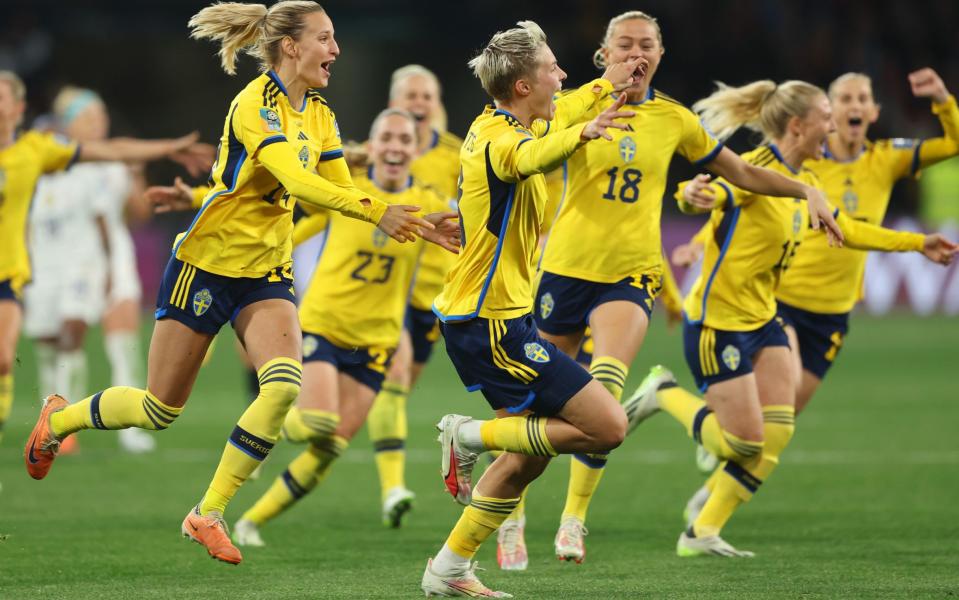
left=786, top=114, right=803, bottom=138
left=280, top=35, right=297, bottom=60
left=514, top=77, right=531, bottom=99
left=869, top=102, right=881, bottom=124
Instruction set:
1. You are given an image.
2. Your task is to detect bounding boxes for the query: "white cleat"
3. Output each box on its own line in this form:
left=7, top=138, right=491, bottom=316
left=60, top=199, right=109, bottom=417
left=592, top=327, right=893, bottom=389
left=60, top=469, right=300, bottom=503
left=232, top=518, right=266, bottom=547
left=677, top=530, right=754, bottom=558
left=421, top=558, right=512, bottom=598
left=696, top=446, right=719, bottom=474
left=496, top=517, right=528, bottom=571
left=118, top=428, right=156, bottom=454
left=622, top=365, right=676, bottom=435
left=383, top=487, right=416, bottom=528
left=683, top=485, right=711, bottom=527
left=554, top=516, right=588, bottom=564
left=437, top=414, right=479, bottom=506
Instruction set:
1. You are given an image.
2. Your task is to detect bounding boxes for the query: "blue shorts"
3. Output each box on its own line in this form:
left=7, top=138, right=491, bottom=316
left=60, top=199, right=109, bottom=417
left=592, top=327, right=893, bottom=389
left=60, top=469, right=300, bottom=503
left=683, top=316, right=790, bottom=392
left=302, top=331, right=393, bottom=393
left=405, top=306, right=440, bottom=365
left=155, top=257, right=296, bottom=335
left=576, top=328, right=594, bottom=366
left=535, top=271, right=661, bottom=336
left=776, top=301, right=850, bottom=380
left=441, top=313, right=593, bottom=416
left=0, top=278, right=23, bottom=304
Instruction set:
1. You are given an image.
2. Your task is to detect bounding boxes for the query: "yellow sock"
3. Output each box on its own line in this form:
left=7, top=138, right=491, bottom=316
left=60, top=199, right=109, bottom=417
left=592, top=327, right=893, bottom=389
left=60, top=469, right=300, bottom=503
left=504, top=488, right=528, bottom=523
left=368, top=382, right=409, bottom=499
left=282, top=407, right=339, bottom=443
left=589, top=356, right=627, bottom=401
left=50, top=387, right=183, bottom=437
left=446, top=494, right=522, bottom=559
left=657, top=383, right=763, bottom=462
left=200, top=358, right=302, bottom=516
left=240, top=435, right=348, bottom=525
left=705, top=464, right=724, bottom=492
left=479, top=416, right=556, bottom=457
left=0, top=373, right=11, bottom=444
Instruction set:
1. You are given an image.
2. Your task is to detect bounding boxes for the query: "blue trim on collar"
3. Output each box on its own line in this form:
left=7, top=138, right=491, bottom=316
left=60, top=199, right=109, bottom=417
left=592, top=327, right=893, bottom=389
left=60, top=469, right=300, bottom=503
left=613, top=87, right=654, bottom=106
left=267, top=70, right=308, bottom=112
left=429, top=129, right=440, bottom=150
left=767, top=143, right=800, bottom=175
left=822, top=140, right=866, bottom=163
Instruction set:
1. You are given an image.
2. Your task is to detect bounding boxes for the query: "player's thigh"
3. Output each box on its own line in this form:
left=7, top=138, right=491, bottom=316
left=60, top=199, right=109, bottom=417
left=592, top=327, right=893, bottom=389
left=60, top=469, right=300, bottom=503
left=475, top=451, right=551, bottom=498
left=538, top=329, right=584, bottom=358
left=233, top=298, right=302, bottom=370
left=101, top=298, right=140, bottom=333
left=233, top=336, right=255, bottom=369
left=146, top=318, right=214, bottom=407
left=297, top=360, right=339, bottom=412
left=704, top=373, right=763, bottom=441
left=556, top=377, right=627, bottom=448
left=334, top=373, right=377, bottom=440
left=589, top=300, right=649, bottom=365
left=783, top=324, right=803, bottom=385
left=385, top=330, right=413, bottom=386
left=794, top=370, right=822, bottom=416
left=0, top=300, right=22, bottom=373
left=753, top=345, right=796, bottom=408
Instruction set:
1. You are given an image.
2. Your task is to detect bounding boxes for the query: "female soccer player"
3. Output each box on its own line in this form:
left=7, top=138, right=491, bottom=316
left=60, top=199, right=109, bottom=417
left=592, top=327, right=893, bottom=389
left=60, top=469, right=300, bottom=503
left=23, top=1, right=449, bottom=566
left=625, top=79, right=956, bottom=558
left=231, top=108, right=456, bottom=546
left=0, top=70, right=208, bottom=450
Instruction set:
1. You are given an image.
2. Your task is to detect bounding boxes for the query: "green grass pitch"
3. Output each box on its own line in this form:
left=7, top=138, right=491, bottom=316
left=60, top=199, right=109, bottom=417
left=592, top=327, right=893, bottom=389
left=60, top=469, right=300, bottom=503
left=1, top=314, right=956, bottom=598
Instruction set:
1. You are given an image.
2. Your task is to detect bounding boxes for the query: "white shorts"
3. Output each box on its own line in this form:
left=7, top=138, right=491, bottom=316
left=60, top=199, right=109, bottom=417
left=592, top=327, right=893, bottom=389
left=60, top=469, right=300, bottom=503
left=106, top=226, right=142, bottom=305
left=23, top=264, right=106, bottom=339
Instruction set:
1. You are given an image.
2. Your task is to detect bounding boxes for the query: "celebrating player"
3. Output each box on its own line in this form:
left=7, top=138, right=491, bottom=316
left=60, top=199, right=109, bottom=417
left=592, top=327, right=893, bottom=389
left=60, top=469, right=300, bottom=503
left=23, top=0, right=447, bottom=566
left=624, top=79, right=957, bottom=557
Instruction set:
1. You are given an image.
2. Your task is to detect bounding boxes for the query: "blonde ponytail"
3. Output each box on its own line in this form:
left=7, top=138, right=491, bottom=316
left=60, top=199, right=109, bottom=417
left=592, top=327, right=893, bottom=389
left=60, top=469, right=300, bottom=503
left=694, top=80, right=824, bottom=143
left=189, top=1, right=325, bottom=75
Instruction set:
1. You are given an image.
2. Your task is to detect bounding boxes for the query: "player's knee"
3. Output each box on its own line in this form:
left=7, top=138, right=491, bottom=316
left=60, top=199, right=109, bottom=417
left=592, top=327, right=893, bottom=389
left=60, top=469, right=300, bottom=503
left=721, top=429, right=765, bottom=462
left=593, top=409, right=627, bottom=452
left=256, top=359, right=303, bottom=413
left=142, top=389, right=183, bottom=431
left=0, top=345, right=14, bottom=375
left=498, top=453, right=551, bottom=487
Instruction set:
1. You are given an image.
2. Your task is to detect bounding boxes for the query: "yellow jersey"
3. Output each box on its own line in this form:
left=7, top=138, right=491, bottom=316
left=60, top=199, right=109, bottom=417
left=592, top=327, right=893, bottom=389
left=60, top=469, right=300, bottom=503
left=541, top=89, right=721, bottom=282
left=682, top=145, right=925, bottom=331
left=777, top=95, right=959, bottom=313
left=408, top=129, right=462, bottom=311
left=0, top=131, right=78, bottom=284
left=175, top=71, right=387, bottom=279
left=433, top=78, right=614, bottom=322
left=298, top=168, right=448, bottom=349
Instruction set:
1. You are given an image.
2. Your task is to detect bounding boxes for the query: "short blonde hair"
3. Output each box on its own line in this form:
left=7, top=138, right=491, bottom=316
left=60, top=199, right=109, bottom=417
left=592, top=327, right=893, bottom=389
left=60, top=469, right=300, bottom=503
left=389, top=65, right=441, bottom=101
left=593, top=10, right=663, bottom=68
left=188, top=1, right=325, bottom=75
left=468, top=20, right=548, bottom=102
left=0, top=71, right=26, bottom=102
left=693, top=80, right=825, bottom=143
left=828, top=72, right=872, bottom=100
left=368, top=107, right=419, bottom=142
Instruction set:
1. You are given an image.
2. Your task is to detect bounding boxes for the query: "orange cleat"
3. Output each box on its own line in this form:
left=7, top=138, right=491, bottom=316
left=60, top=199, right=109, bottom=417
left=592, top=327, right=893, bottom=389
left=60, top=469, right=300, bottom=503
left=59, top=434, right=80, bottom=456
left=181, top=505, right=243, bottom=565
left=24, top=394, right=69, bottom=480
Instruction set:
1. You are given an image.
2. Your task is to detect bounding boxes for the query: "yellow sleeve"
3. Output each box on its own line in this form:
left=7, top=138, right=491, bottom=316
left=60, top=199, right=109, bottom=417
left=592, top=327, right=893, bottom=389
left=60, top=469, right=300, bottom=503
left=191, top=185, right=211, bottom=209
left=675, top=179, right=750, bottom=214
left=659, top=254, right=684, bottom=315
left=29, top=131, right=80, bottom=174
left=837, top=211, right=924, bottom=252
left=490, top=125, right=587, bottom=182
left=292, top=212, right=330, bottom=247
left=676, top=107, right=723, bottom=167
left=691, top=221, right=710, bottom=246
left=915, top=95, right=959, bottom=171
left=530, top=78, right=613, bottom=137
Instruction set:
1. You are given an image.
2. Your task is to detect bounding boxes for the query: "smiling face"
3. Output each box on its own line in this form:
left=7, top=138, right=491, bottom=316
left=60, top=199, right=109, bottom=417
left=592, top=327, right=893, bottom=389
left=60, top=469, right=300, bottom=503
left=790, top=93, right=836, bottom=161
left=290, top=10, right=339, bottom=89
left=521, top=44, right=567, bottom=121
left=390, top=74, right=440, bottom=127
left=601, top=18, right=663, bottom=98
left=369, top=112, right=417, bottom=184
left=829, top=76, right=878, bottom=147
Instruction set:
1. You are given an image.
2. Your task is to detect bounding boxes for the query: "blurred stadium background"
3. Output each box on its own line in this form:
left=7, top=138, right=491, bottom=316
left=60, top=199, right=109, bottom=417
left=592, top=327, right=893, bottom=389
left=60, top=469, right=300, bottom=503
left=2, top=1, right=957, bottom=598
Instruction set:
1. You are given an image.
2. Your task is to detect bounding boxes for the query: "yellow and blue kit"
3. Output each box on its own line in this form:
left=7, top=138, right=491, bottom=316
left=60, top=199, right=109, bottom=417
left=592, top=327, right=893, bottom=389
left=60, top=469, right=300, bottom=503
left=434, top=78, right=613, bottom=415
left=680, top=144, right=926, bottom=391
left=297, top=167, right=448, bottom=391
left=156, top=71, right=391, bottom=334
left=0, top=131, right=79, bottom=301
left=775, top=95, right=959, bottom=378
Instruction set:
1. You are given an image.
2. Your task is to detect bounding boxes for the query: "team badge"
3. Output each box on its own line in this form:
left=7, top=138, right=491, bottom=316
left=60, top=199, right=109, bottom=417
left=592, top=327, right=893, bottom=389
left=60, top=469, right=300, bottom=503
left=892, top=138, right=918, bottom=149
left=259, top=108, right=282, bottom=132
left=372, top=229, right=389, bottom=248
left=524, top=343, right=550, bottom=364
left=192, top=288, right=213, bottom=317
left=792, top=209, right=803, bottom=234
left=618, top=136, right=637, bottom=162
left=540, top=292, right=554, bottom=320
left=302, top=335, right=318, bottom=358
left=298, top=146, right=310, bottom=168
left=721, top=344, right=741, bottom=371
left=842, top=189, right=859, bottom=213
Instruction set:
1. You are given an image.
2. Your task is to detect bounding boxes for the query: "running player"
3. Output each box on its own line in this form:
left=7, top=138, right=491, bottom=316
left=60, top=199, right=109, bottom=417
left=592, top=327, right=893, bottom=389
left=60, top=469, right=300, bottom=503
left=231, top=108, right=457, bottom=546
left=23, top=1, right=447, bottom=566
left=624, top=79, right=956, bottom=558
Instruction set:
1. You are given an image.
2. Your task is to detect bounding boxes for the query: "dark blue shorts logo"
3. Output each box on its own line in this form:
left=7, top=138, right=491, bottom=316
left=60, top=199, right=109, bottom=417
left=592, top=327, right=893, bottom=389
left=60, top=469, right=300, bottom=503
left=192, top=288, right=213, bottom=317
left=302, top=334, right=318, bottom=357
left=540, top=292, right=554, bottom=320
left=524, top=342, right=550, bottom=364
left=721, top=344, right=741, bottom=371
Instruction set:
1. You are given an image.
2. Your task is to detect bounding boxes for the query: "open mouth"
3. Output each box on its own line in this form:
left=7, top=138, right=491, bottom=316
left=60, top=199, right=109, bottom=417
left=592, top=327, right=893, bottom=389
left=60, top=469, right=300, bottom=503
left=848, top=117, right=863, bottom=127
left=320, top=60, right=334, bottom=77
left=383, top=157, right=405, bottom=167
left=632, top=62, right=649, bottom=82
left=411, top=112, right=427, bottom=122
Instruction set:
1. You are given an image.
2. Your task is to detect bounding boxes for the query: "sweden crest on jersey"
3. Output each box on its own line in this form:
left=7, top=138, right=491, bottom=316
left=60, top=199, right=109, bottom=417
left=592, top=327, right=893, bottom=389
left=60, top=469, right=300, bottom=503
left=721, top=344, right=741, bottom=371
left=842, top=188, right=858, bottom=214
left=193, top=288, right=213, bottom=317
left=524, top=342, right=550, bottom=363
left=619, top=136, right=637, bottom=162
left=792, top=209, right=803, bottom=234
left=372, top=229, right=389, bottom=248
left=540, top=292, right=554, bottom=319
left=302, top=335, right=318, bottom=357
left=298, top=146, right=310, bottom=168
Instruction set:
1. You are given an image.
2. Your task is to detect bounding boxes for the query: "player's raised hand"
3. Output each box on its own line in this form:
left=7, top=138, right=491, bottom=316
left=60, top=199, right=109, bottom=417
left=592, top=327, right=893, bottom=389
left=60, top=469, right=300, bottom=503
left=377, top=204, right=434, bottom=243
left=421, top=212, right=461, bottom=253
left=672, top=241, right=705, bottom=268
left=683, top=174, right=718, bottom=210
left=170, top=139, right=216, bottom=178
left=908, top=68, right=950, bottom=104
left=147, top=176, right=195, bottom=213
left=804, top=186, right=844, bottom=247
left=602, top=57, right=647, bottom=92
left=580, top=93, right=634, bottom=141
left=921, top=233, right=959, bottom=265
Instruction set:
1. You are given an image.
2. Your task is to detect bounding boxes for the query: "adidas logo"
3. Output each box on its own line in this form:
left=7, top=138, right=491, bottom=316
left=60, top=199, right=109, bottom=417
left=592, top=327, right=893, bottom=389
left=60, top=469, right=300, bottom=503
left=297, top=131, right=309, bottom=141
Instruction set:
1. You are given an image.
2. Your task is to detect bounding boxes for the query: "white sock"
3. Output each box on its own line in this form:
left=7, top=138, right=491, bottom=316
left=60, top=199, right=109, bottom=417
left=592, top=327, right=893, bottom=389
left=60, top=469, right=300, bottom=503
left=105, top=331, right=143, bottom=387
left=457, top=419, right=485, bottom=453
left=55, top=349, right=87, bottom=403
left=34, top=343, right=58, bottom=395
left=432, top=543, right=470, bottom=575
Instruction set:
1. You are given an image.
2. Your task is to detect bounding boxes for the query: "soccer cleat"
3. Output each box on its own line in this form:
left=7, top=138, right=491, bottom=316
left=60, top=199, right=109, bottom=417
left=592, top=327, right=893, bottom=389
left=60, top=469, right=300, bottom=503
left=421, top=558, right=512, bottom=598
left=232, top=518, right=266, bottom=547
left=437, top=414, right=479, bottom=506
left=181, top=505, right=243, bottom=564
left=683, top=485, right=711, bottom=527
left=676, top=530, right=754, bottom=558
left=622, top=365, right=676, bottom=435
left=24, top=394, right=69, bottom=480
left=554, top=516, right=588, bottom=564
left=383, top=486, right=416, bottom=528
left=119, top=428, right=156, bottom=454
left=496, top=517, right=528, bottom=571
left=696, top=446, right=719, bottom=474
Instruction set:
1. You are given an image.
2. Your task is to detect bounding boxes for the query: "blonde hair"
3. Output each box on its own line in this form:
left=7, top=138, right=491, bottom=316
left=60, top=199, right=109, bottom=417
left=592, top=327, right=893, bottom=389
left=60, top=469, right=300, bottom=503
left=0, top=71, right=26, bottom=102
left=468, top=20, right=548, bottom=102
left=188, top=1, right=325, bottom=75
left=693, top=80, right=825, bottom=143
left=52, top=86, right=103, bottom=125
left=389, top=64, right=447, bottom=132
left=828, top=72, right=872, bottom=100
left=593, top=10, right=663, bottom=68
left=368, top=107, right=419, bottom=142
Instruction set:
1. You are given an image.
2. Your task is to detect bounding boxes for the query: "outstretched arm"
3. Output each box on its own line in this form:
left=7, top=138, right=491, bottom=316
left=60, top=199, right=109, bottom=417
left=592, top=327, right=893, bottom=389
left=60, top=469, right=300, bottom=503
left=908, top=68, right=959, bottom=171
